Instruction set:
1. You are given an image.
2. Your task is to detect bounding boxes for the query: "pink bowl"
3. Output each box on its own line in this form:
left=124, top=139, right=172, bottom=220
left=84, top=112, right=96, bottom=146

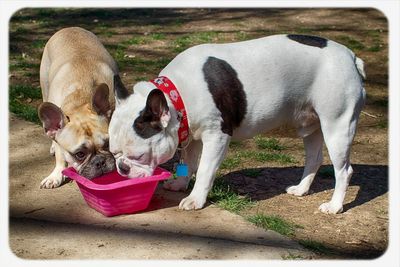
left=62, top=167, right=171, bottom=217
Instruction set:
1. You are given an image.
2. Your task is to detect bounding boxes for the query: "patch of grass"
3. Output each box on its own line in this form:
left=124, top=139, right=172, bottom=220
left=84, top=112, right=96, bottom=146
left=319, top=166, right=334, bottom=178
left=109, top=46, right=172, bottom=72
left=220, top=155, right=242, bottom=170
left=298, top=239, right=333, bottom=255
left=23, top=72, right=37, bottom=78
left=107, top=43, right=130, bottom=68
left=337, top=35, right=365, bottom=51
left=126, top=36, right=148, bottom=45
left=376, top=120, right=387, bottom=129
left=367, top=44, right=382, bottom=52
left=36, top=8, right=57, bottom=18
left=282, top=253, right=306, bottom=260
left=235, top=31, right=249, bottom=41
left=366, top=30, right=383, bottom=52
left=295, top=27, right=313, bottom=34
left=151, top=33, right=166, bottom=40
left=208, top=178, right=254, bottom=213
left=125, top=57, right=171, bottom=72
left=173, top=31, right=220, bottom=52
left=216, top=194, right=254, bottom=214
left=254, top=136, right=285, bottom=151
left=9, top=61, right=40, bottom=71
left=95, top=23, right=116, bottom=37
left=134, top=76, right=148, bottom=81
left=229, top=140, right=243, bottom=149
left=9, top=99, right=40, bottom=123
left=153, top=57, right=172, bottom=69
left=247, top=214, right=302, bottom=237
left=98, top=30, right=115, bottom=38
left=10, top=85, right=42, bottom=100
left=196, top=31, right=219, bottom=42
left=374, top=99, right=388, bottom=107
left=366, top=29, right=381, bottom=38
left=173, top=35, right=193, bottom=53
left=221, top=150, right=296, bottom=170
left=9, top=85, right=41, bottom=123
left=32, top=39, right=46, bottom=49
left=241, top=168, right=262, bottom=178
left=173, top=18, right=185, bottom=26
left=13, top=27, right=29, bottom=34
left=241, top=150, right=296, bottom=164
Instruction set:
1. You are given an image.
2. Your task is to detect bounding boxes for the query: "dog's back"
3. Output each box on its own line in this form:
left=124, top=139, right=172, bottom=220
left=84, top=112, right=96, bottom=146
left=160, top=34, right=365, bottom=139
left=40, top=27, right=118, bottom=109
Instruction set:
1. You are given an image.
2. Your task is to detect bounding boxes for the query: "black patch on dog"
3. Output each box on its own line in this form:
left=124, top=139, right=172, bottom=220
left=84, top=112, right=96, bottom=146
left=113, top=74, right=130, bottom=100
left=202, top=57, right=247, bottom=135
left=133, top=89, right=168, bottom=139
left=287, top=34, right=327, bottom=48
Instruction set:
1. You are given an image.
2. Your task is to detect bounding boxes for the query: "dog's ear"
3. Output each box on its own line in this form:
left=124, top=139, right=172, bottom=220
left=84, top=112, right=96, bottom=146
left=113, top=74, right=130, bottom=105
left=145, top=89, right=170, bottom=128
left=92, top=83, right=111, bottom=117
left=38, top=102, right=67, bottom=139
left=133, top=89, right=171, bottom=138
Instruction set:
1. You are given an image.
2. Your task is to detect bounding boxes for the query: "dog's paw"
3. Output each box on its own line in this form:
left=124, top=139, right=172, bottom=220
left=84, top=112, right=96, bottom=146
left=178, top=194, right=206, bottom=210
left=163, top=177, right=189, bottom=191
left=40, top=174, right=64, bottom=189
left=318, top=201, right=343, bottom=214
left=286, top=185, right=309, bottom=196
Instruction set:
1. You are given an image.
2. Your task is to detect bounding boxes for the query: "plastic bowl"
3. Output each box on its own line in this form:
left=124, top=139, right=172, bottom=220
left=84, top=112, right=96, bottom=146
left=62, top=167, right=171, bottom=217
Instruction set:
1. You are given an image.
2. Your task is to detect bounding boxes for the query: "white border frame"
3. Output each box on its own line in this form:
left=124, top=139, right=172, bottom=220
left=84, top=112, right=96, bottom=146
left=1, top=1, right=399, bottom=267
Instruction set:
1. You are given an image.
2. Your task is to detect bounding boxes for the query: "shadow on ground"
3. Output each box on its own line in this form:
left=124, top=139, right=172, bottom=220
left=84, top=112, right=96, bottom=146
left=222, top=164, right=388, bottom=212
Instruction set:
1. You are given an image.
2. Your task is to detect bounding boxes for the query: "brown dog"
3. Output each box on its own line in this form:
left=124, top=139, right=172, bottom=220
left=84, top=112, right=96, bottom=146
left=38, top=27, right=118, bottom=188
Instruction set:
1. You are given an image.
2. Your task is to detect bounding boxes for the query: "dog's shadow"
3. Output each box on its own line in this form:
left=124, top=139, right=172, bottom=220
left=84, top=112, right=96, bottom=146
left=145, top=163, right=387, bottom=213
left=220, top=164, right=388, bottom=212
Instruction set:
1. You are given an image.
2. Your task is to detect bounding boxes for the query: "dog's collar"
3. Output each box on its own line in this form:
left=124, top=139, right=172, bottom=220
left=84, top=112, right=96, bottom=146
left=150, top=76, right=189, bottom=144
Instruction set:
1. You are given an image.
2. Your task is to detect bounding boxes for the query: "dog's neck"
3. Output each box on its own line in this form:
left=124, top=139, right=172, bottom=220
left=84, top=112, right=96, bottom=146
left=61, top=85, right=114, bottom=116
left=61, top=89, right=91, bottom=114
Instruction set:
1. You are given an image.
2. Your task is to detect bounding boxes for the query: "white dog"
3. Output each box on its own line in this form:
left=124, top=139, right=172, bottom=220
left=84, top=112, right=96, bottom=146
left=109, top=34, right=366, bottom=214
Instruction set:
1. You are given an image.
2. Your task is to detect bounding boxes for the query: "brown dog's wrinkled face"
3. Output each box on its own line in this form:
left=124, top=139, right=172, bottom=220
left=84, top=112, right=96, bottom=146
left=39, top=83, right=115, bottom=179
left=56, top=108, right=115, bottom=179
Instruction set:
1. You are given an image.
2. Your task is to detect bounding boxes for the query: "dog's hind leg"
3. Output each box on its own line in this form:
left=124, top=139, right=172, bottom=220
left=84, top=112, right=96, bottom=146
left=311, top=54, right=365, bottom=214
left=317, top=96, right=364, bottom=214
left=287, top=128, right=323, bottom=196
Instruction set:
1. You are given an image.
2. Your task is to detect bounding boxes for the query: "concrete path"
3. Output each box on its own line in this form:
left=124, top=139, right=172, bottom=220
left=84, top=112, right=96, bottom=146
left=8, top=114, right=314, bottom=260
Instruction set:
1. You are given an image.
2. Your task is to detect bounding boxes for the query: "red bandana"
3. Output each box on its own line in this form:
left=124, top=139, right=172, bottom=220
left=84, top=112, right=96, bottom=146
left=150, top=76, right=189, bottom=144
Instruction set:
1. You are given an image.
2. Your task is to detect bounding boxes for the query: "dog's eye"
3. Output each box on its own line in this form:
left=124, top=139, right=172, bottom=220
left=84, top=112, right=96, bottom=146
left=75, top=151, right=86, bottom=161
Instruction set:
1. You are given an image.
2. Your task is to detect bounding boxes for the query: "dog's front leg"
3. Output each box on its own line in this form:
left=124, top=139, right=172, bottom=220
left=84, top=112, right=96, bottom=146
left=163, top=139, right=203, bottom=191
left=179, top=131, right=230, bottom=210
left=40, top=142, right=66, bottom=189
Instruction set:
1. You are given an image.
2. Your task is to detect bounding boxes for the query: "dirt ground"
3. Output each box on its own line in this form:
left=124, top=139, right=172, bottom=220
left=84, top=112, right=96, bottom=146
left=9, top=8, right=388, bottom=259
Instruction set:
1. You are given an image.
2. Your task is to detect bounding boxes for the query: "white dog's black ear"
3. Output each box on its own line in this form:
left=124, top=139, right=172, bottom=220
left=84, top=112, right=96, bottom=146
left=113, top=74, right=130, bottom=105
left=133, top=89, right=171, bottom=138
left=38, top=102, right=67, bottom=139
left=92, top=83, right=111, bottom=117
left=146, top=89, right=171, bottom=128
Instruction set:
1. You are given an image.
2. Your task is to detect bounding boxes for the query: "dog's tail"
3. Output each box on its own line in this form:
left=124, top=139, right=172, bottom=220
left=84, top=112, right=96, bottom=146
left=355, top=56, right=366, bottom=81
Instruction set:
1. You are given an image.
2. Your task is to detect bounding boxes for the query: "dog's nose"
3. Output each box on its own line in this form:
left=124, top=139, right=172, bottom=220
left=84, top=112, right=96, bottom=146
left=118, top=161, right=130, bottom=175
left=93, top=156, right=106, bottom=169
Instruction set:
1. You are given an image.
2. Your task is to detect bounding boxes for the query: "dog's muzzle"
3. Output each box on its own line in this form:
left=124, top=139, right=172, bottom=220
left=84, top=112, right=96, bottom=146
left=116, top=158, right=153, bottom=178
left=80, top=154, right=115, bottom=179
